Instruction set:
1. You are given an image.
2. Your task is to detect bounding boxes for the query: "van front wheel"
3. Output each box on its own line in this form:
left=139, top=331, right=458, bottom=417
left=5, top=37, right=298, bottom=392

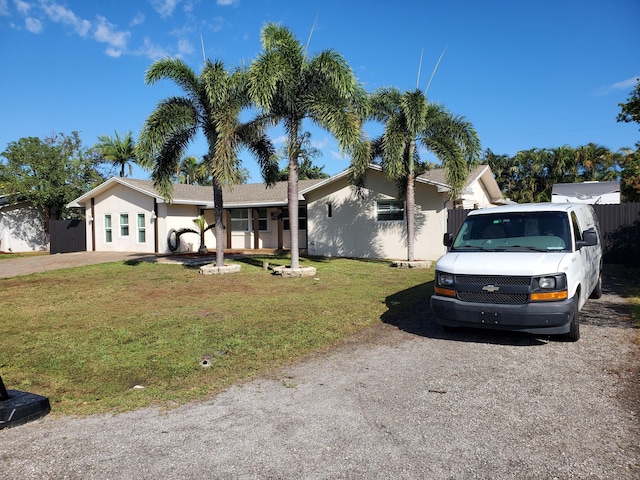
left=562, top=302, right=580, bottom=342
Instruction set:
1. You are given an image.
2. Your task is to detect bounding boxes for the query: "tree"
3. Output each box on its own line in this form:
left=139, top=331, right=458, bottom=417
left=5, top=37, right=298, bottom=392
left=617, top=79, right=640, bottom=200
left=93, top=131, right=137, bottom=177
left=179, top=155, right=200, bottom=184
left=275, top=132, right=329, bottom=181
left=248, top=23, right=368, bottom=269
left=575, top=143, right=619, bottom=182
left=0, top=131, right=104, bottom=233
left=369, top=87, right=480, bottom=261
left=137, top=58, right=277, bottom=267
left=617, top=78, right=640, bottom=127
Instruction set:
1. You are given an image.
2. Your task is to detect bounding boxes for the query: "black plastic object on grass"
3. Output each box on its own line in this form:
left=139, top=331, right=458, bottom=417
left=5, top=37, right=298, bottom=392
left=0, top=375, right=51, bottom=429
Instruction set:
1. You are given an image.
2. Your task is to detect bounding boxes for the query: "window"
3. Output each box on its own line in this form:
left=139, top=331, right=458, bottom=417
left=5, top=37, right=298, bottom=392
left=327, top=203, right=333, bottom=218
left=230, top=209, right=249, bottom=231
left=137, top=214, right=146, bottom=243
left=257, top=208, right=268, bottom=231
left=104, top=214, right=112, bottom=243
left=120, top=213, right=129, bottom=236
left=376, top=200, right=404, bottom=221
left=571, top=212, right=582, bottom=247
left=282, top=207, right=307, bottom=231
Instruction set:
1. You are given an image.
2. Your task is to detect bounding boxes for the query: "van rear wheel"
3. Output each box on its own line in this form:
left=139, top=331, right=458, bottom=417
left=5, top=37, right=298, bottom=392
left=590, top=269, right=603, bottom=299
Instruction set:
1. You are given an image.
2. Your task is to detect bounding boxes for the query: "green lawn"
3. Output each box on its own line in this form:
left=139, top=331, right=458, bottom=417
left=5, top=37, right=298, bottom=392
left=1, top=257, right=434, bottom=416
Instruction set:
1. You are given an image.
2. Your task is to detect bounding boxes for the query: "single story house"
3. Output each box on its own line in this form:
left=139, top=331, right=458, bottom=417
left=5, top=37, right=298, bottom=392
left=551, top=181, right=621, bottom=204
left=0, top=195, right=48, bottom=253
left=67, top=164, right=504, bottom=261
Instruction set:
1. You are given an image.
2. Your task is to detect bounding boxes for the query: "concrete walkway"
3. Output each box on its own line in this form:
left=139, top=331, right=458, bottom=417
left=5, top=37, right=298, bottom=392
left=0, top=252, right=159, bottom=279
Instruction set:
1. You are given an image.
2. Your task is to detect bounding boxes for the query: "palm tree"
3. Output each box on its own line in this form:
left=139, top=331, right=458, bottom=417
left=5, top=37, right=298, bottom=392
left=575, top=143, right=618, bottom=182
left=178, top=155, right=200, bottom=184
left=94, top=131, right=137, bottom=177
left=137, top=58, right=277, bottom=267
left=248, top=23, right=368, bottom=269
left=276, top=132, right=329, bottom=180
left=369, top=87, right=480, bottom=261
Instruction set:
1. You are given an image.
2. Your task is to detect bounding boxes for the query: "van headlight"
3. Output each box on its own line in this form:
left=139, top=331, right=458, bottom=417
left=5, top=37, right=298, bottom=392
left=530, top=274, right=568, bottom=302
left=538, top=277, right=556, bottom=289
left=438, top=272, right=454, bottom=286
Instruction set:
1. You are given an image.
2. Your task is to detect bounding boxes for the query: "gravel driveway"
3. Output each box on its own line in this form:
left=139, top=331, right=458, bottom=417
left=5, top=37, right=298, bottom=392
left=2, top=269, right=638, bottom=479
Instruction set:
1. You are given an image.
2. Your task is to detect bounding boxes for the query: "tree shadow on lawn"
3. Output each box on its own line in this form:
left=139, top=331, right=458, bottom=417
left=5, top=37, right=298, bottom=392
left=381, top=281, right=550, bottom=347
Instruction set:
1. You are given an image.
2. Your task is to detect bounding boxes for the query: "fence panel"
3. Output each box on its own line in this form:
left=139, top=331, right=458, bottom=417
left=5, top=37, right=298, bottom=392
left=49, top=219, right=86, bottom=254
left=592, top=203, right=640, bottom=266
left=446, top=204, right=640, bottom=266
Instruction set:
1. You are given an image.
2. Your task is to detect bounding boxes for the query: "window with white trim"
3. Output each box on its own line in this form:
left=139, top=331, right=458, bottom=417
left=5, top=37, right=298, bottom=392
left=104, top=214, right=112, bottom=243
left=230, top=209, right=249, bottom=231
left=376, top=200, right=404, bottom=221
left=257, top=208, right=268, bottom=231
left=137, top=213, right=146, bottom=243
left=282, top=206, right=307, bottom=231
left=120, top=213, right=129, bottom=236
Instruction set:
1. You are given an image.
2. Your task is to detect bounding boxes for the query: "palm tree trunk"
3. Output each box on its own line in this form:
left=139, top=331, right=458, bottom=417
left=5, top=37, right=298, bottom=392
left=406, top=172, right=416, bottom=262
left=288, top=155, right=300, bottom=269
left=213, top=177, right=225, bottom=267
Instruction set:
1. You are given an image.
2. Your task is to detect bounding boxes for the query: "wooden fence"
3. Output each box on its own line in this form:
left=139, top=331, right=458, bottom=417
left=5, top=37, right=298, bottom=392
left=446, top=204, right=640, bottom=267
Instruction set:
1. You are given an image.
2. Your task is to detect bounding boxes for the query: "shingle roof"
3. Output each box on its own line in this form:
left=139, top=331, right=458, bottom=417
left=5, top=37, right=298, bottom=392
left=69, top=164, right=495, bottom=209
left=417, top=164, right=489, bottom=188
left=119, top=178, right=325, bottom=207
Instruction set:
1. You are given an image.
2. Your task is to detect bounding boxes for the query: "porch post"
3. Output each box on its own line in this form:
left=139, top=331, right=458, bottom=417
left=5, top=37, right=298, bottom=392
left=277, top=207, right=284, bottom=250
left=225, top=209, right=232, bottom=249
left=252, top=208, right=260, bottom=249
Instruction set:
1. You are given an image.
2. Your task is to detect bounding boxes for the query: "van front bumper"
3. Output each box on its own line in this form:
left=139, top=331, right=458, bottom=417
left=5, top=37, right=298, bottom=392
left=430, top=295, right=576, bottom=335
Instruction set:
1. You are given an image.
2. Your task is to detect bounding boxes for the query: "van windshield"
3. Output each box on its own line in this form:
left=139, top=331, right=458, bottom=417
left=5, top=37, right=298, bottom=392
left=452, top=212, right=572, bottom=252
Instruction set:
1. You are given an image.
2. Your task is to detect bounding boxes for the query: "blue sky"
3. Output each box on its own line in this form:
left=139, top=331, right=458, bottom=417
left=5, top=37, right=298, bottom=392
left=1, top=0, right=639, bottom=182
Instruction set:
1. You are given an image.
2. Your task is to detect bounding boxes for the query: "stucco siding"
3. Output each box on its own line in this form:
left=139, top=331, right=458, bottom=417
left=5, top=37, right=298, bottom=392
left=90, top=184, right=156, bottom=253
left=306, top=170, right=448, bottom=261
left=0, top=201, right=47, bottom=252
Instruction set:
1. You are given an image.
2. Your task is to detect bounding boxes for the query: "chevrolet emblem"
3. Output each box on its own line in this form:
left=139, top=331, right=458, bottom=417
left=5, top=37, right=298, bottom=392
left=482, top=285, right=500, bottom=292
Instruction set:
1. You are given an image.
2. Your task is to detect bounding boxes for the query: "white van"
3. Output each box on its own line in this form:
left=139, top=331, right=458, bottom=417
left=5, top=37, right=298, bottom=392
left=431, top=203, right=602, bottom=341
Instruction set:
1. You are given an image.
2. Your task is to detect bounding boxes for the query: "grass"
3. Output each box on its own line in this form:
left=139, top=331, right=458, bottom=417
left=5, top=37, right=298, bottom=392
left=0, top=251, right=47, bottom=260
left=625, top=283, right=640, bottom=327
left=0, top=256, right=433, bottom=416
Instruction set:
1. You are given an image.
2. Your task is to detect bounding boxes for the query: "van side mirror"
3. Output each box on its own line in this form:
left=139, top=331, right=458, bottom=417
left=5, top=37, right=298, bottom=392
left=443, top=233, right=453, bottom=247
left=577, top=228, right=598, bottom=249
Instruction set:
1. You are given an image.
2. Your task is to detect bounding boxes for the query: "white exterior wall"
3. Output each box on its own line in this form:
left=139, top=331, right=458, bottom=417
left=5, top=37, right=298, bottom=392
left=447, top=176, right=498, bottom=210
left=90, top=184, right=157, bottom=253
left=305, top=170, right=448, bottom=261
left=225, top=207, right=305, bottom=250
left=0, top=201, right=48, bottom=253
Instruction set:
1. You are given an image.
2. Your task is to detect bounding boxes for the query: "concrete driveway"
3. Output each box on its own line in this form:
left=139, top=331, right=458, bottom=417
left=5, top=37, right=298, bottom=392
left=0, top=252, right=155, bottom=279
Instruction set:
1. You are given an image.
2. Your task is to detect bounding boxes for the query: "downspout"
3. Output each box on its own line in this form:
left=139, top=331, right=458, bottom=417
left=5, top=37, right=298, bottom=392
left=252, top=208, right=260, bottom=249
left=90, top=198, right=96, bottom=252
left=154, top=199, right=159, bottom=253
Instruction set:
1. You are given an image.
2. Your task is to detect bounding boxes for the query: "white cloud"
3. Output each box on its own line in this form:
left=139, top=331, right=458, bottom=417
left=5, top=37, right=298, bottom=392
left=595, top=76, right=640, bottom=96
left=134, top=37, right=170, bottom=60
left=150, top=0, right=180, bottom=18
left=612, top=76, right=640, bottom=91
left=94, top=15, right=129, bottom=56
left=177, top=37, right=194, bottom=56
left=24, top=16, right=41, bottom=32
left=130, top=12, right=145, bottom=27
left=13, top=0, right=29, bottom=15
left=272, top=135, right=287, bottom=145
left=105, top=47, right=123, bottom=58
left=217, top=0, right=238, bottom=5
left=40, top=1, right=90, bottom=36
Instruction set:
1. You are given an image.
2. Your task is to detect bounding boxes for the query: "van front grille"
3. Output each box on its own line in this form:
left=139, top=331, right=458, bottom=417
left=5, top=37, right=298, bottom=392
left=455, top=275, right=531, bottom=286
left=454, top=275, right=531, bottom=304
left=457, top=291, right=529, bottom=304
